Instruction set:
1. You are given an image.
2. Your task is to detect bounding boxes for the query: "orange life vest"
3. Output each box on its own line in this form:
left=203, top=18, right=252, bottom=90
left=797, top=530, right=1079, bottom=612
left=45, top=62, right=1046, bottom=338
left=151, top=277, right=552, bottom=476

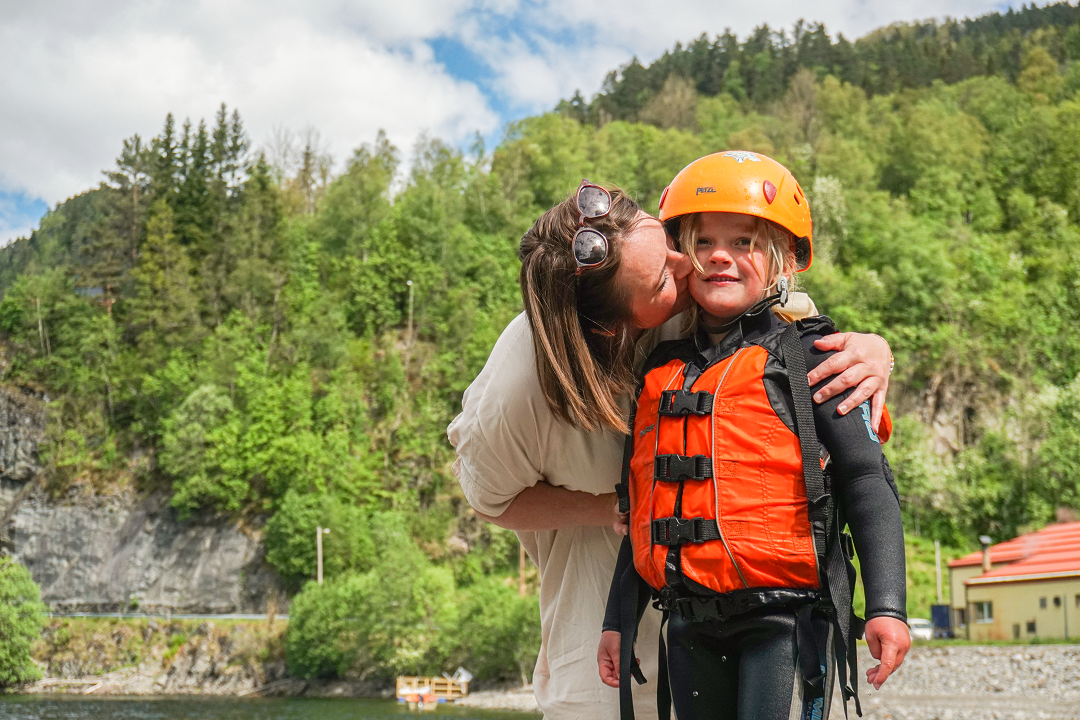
left=613, top=316, right=890, bottom=719
left=621, top=317, right=890, bottom=598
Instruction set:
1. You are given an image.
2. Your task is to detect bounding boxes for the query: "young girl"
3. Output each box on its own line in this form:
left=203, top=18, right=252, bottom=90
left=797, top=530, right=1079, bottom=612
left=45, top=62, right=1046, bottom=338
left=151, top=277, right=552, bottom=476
left=597, top=152, right=909, bottom=720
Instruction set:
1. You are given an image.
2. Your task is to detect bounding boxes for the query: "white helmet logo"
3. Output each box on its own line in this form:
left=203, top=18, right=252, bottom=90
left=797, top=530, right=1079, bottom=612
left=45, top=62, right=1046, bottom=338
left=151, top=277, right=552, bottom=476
left=722, top=151, right=760, bottom=163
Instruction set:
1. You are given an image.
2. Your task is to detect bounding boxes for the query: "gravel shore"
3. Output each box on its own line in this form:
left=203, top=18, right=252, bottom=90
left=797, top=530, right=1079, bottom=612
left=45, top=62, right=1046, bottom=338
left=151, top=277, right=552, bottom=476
left=457, top=644, right=1080, bottom=718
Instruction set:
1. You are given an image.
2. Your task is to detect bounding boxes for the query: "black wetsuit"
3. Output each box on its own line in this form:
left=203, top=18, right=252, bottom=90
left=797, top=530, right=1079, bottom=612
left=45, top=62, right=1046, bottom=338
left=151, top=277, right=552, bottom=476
left=603, top=312, right=906, bottom=720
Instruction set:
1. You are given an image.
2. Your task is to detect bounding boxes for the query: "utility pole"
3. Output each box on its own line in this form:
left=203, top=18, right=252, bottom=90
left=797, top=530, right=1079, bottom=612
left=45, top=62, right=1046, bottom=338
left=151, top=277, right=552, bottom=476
left=406, top=280, right=414, bottom=346
left=935, top=540, right=943, bottom=604
left=316, top=526, right=331, bottom=584
left=519, top=543, right=527, bottom=598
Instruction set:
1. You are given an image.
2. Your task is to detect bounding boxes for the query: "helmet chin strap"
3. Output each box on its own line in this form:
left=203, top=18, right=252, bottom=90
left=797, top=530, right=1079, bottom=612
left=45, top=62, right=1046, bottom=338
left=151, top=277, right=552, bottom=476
left=699, top=276, right=790, bottom=336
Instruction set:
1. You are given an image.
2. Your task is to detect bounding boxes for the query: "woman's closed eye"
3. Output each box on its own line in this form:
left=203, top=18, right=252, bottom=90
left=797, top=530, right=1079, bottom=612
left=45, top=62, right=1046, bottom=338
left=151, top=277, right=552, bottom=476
left=658, top=270, right=669, bottom=292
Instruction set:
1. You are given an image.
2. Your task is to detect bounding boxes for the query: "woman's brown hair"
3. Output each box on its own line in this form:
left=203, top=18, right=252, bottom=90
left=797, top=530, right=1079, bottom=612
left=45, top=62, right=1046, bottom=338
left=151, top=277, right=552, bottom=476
left=519, top=186, right=643, bottom=434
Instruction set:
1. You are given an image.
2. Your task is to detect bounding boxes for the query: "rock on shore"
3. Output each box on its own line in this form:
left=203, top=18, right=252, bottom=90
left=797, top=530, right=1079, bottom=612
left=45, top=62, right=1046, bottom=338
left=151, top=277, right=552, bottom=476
left=27, top=637, right=1080, bottom=718
left=856, top=644, right=1080, bottom=720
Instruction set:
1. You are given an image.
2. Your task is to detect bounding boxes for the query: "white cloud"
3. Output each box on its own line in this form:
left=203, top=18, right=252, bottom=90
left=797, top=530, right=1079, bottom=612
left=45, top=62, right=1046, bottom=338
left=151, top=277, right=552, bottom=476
left=0, top=0, right=1026, bottom=243
left=0, top=0, right=498, bottom=232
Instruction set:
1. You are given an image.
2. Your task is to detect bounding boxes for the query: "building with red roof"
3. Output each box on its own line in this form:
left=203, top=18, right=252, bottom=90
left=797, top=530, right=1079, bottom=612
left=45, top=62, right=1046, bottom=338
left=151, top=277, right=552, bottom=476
left=947, top=521, right=1080, bottom=641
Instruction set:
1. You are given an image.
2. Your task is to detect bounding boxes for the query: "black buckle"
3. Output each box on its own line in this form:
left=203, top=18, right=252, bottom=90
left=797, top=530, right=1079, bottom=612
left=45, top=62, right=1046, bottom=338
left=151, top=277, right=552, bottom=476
left=659, top=390, right=713, bottom=416
left=651, top=517, right=701, bottom=545
left=654, top=454, right=712, bottom=481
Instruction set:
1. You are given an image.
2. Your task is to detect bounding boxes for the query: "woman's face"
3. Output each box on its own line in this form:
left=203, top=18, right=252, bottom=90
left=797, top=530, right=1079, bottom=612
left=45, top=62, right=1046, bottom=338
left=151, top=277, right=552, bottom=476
left=689, top=212, right=770, bottom=325
left=617, top=211, right=693, bottom=330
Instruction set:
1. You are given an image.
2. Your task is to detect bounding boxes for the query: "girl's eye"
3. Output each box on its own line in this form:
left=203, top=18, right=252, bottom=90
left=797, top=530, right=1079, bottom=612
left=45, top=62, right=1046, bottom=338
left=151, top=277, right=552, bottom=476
left=734, top=237, right=751, bottom=246
left=696, top=237, right=712, bottom=246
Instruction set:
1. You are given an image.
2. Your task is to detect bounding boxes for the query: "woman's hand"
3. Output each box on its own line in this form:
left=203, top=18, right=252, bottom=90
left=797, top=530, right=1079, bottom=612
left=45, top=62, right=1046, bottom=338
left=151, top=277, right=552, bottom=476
left=864, top=616, right=910, bottom=690
left=808, top=332, right=891, bottom=430
left=613, top=498, right=629, bottom=536
left=598, top=630, right=622, bottom=688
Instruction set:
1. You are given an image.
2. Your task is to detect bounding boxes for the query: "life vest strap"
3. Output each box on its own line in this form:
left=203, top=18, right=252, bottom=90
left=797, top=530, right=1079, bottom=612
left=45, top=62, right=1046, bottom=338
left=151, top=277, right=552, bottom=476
left=658, top=389, right=714, bottom=416
left=654, top=454, right=713, bottom=482
left=650, top=516, right=721, bottom=545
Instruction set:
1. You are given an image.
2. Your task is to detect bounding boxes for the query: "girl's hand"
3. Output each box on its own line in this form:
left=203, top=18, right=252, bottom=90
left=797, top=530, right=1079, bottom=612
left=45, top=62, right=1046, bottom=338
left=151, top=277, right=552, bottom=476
left=598, top=630, right=622, bottom=688
left=808, top=332, right=891, bottom=430
left=864, top=616, right=910, bottom=690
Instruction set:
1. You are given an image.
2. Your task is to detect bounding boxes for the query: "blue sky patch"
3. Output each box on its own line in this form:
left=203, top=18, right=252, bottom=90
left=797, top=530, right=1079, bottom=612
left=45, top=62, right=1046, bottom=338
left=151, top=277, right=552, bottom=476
left=0, top=190, right=48, bottom=246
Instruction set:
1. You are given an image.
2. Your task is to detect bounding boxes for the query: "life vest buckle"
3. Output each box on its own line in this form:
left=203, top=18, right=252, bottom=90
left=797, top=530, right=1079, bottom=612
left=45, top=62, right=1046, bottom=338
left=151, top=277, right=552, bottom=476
left=654, top=454, right=713, bottom=482
left=650, top=516, right=721, bottom=545
left=658, top=390, right=714, bottom=416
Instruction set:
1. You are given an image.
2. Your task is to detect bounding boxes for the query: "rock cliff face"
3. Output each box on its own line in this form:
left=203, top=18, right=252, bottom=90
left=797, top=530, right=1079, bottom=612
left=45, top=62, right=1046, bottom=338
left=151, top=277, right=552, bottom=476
left=7, top=487, right=282, bottom=613
left=0, top=384, right=282, bottom=613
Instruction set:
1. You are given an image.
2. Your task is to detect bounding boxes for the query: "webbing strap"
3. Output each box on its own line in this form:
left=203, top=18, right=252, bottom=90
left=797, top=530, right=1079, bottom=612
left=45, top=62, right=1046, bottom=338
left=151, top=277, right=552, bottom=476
left=780, top=321, right=863, bottom=716
left=654, top=454, right=712, bottom=482
left=650, top=517, right=721, bottom=545
left=796, top=603, right=827, bottom=699
left=656, top=610, right=672, bottom=720
left=658, top=389, right=713, bottom=416
left=618, top=561, right=649, bottom=720
left=616, top=403, right=637, bottom=514
left=779, top=322, right=830, bottom=559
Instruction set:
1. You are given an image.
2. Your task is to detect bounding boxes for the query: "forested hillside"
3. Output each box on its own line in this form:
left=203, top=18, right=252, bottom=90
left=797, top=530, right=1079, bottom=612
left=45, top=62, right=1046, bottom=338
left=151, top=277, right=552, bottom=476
left=3, top=2, right=1080, bottom=680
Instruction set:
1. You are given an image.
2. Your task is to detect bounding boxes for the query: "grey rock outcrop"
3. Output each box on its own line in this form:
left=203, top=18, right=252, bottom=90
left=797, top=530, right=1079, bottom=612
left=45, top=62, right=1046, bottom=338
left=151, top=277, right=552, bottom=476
left=0, top=383, right=282, bottom=614
left=7, top=485, right=282, bottom=613
left=0, top=384, right=45, bottom=483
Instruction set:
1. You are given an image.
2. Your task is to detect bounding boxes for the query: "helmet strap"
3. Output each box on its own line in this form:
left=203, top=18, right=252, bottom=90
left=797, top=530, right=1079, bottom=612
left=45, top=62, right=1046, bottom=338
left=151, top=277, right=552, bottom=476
left=699, top=292, right=784, bottom=336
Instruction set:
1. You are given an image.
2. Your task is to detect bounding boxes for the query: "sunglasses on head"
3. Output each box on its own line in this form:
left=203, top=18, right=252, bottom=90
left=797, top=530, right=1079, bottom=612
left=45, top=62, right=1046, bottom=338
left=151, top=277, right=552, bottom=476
left=572, top=179, right=612, bottom=274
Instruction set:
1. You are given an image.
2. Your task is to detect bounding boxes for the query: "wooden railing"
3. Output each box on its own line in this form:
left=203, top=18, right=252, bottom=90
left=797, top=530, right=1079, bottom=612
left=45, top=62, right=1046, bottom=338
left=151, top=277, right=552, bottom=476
left=396, top=675, right=470, bottom=699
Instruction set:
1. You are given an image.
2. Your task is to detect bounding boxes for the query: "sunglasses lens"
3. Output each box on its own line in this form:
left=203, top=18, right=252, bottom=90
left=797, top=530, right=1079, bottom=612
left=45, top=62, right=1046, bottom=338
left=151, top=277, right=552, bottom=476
left=577, top=185, right=611, bottom=219
left=573, top=229, right=608, bottom=266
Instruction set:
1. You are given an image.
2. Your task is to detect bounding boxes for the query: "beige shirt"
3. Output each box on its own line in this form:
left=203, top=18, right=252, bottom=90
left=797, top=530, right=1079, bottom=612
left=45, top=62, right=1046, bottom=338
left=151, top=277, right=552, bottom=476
left=447, top=295, right=817, bottom=720
left=447, top=313, right=666, bottom=720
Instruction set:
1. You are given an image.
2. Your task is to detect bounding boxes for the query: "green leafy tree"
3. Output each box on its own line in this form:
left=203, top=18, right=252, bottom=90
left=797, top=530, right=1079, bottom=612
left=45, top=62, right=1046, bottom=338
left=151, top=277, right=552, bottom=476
left=0, top=558, right=46, bottom=688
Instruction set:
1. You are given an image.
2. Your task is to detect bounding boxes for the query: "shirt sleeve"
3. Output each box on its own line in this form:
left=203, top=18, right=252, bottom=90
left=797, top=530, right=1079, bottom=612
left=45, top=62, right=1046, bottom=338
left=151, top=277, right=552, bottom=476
left=447, top=315, right=546, bottom=518
left=802, top=332, right=908, bottom=623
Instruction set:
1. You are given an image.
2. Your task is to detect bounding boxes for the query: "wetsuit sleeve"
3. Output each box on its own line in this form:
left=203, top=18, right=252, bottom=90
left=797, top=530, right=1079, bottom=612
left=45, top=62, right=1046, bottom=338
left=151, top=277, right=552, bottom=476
left=802, top=332, right=908, bottom=623
left=603, top=535, right=634, bottom=632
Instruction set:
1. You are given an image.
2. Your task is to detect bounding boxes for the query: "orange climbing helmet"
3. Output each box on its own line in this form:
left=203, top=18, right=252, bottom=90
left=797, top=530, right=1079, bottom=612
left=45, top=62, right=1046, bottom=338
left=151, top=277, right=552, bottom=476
left=658, top=150, right=814, bottom=271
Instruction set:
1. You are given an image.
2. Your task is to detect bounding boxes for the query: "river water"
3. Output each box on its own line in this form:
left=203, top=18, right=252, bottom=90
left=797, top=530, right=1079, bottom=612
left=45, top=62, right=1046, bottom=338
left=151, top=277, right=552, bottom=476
left=0, top=697, right=540, bottom=720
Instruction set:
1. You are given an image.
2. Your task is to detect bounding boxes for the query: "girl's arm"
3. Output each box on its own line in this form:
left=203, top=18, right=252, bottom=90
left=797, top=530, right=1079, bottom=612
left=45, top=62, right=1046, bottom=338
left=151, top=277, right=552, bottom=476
left=802, top=333, right=910, bottom=690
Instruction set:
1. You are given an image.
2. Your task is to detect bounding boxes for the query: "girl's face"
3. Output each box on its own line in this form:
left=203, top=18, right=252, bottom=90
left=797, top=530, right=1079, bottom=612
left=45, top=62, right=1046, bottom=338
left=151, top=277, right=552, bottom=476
left=689, top=212, right=770, bottom=326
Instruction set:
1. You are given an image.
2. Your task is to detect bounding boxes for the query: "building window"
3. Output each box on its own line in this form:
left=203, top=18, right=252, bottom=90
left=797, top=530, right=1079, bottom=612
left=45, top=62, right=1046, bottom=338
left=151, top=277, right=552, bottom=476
left=1012, top=624, right=1020, bottom=639
left=1027, top=621, right=1037, bottom=634
left=1040, top=597, right=1047, bottom=610
left=1076, top=594, right=1080, bottom=609
left=955, top=608, right=966, bottom=626
left=975, top=601, right=993, bottom=623
left=1054, top=596, right=1062, bottom=608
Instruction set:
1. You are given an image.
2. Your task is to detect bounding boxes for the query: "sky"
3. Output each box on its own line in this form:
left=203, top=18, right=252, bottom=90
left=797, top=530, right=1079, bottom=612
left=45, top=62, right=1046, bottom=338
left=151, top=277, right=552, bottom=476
left=0, top=0, right=1022, bottom=244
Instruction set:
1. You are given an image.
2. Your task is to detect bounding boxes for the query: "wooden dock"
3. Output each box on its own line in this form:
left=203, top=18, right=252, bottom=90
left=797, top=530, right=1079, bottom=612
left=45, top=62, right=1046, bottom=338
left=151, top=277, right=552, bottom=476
left=396, top=675, right=470, bottom=702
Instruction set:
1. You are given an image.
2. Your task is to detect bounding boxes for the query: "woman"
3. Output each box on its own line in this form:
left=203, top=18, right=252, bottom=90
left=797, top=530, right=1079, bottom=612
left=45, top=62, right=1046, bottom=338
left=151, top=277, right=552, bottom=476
left=447, top=183, right=893, bottom=720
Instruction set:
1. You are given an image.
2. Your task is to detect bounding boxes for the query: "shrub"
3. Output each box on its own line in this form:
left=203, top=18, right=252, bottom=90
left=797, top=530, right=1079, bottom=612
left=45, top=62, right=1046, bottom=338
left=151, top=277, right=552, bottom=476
left=285, top=511, right=456, bottom=681
left=265, top=490, right=375, bottom=590
left=0, top=557, right=46, bottom=688
left=452, top=576, right=541, bottom=684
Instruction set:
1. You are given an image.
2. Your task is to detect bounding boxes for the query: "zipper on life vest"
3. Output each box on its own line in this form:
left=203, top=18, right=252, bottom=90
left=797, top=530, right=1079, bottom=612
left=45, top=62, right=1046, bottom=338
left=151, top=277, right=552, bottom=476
left=708, top=348, right=750, bottom=589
